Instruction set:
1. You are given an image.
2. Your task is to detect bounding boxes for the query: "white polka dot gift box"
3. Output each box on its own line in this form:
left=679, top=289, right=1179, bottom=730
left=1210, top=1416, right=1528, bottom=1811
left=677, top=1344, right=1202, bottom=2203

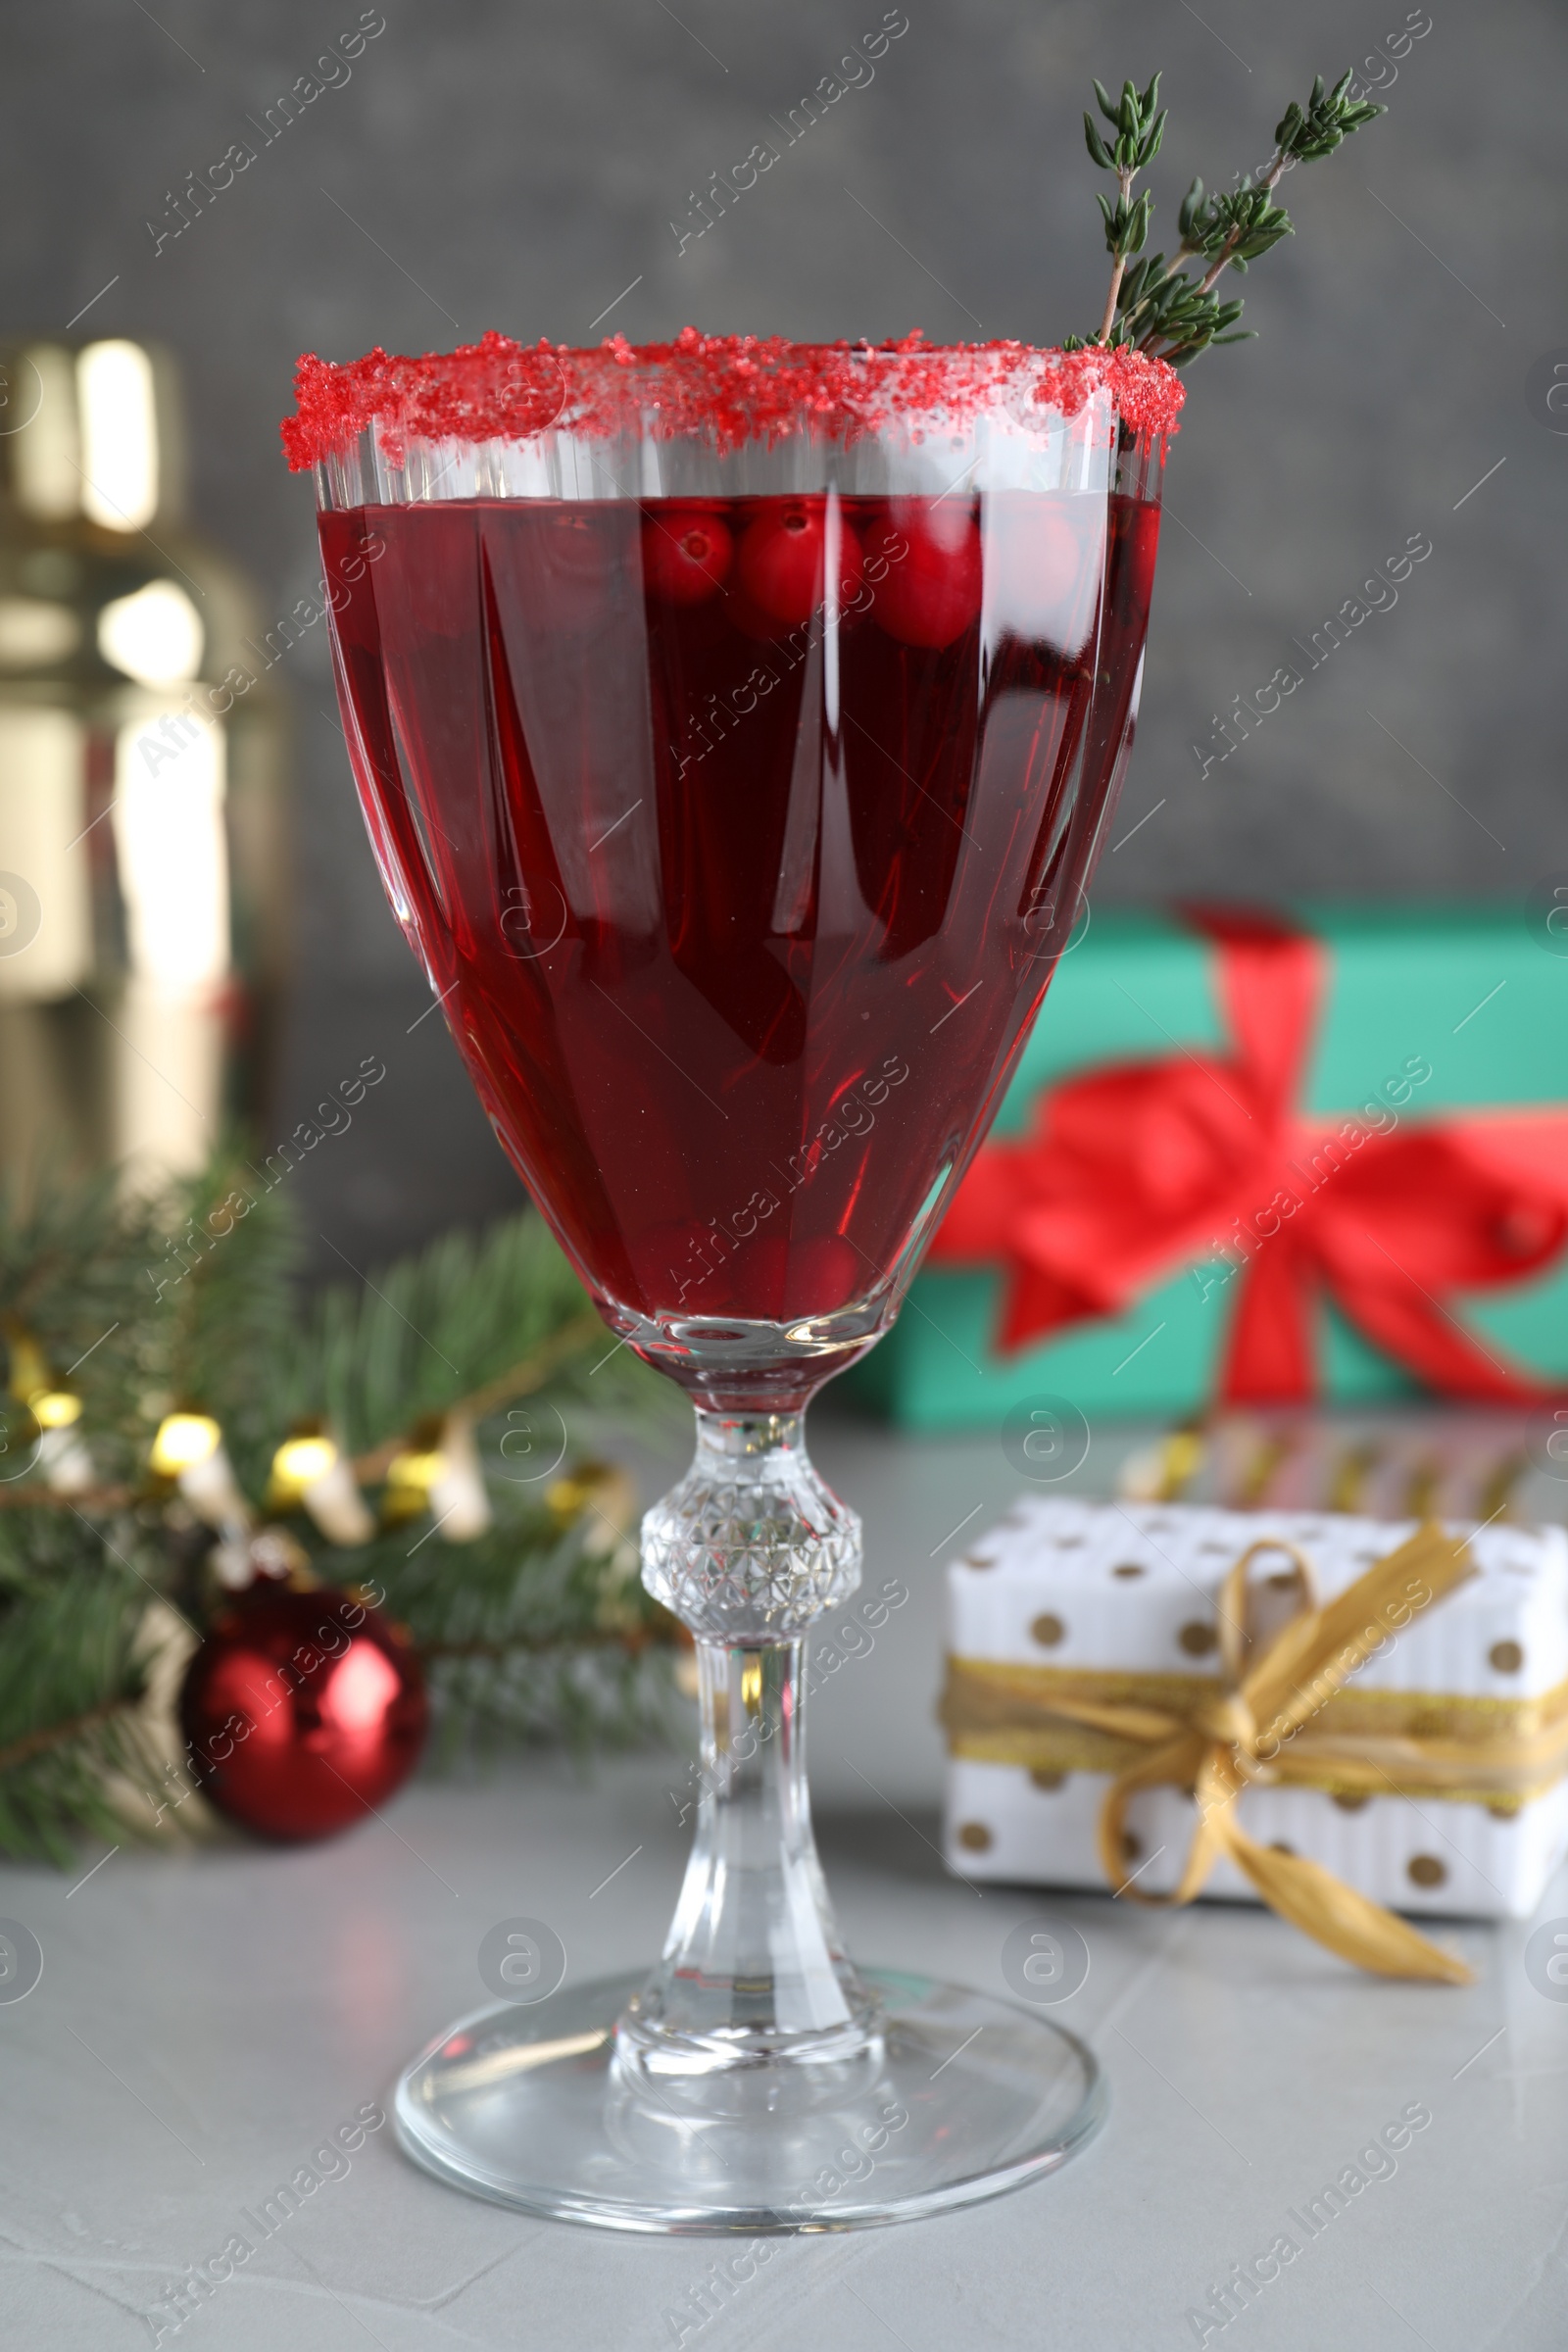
left=941, top=1498, right=1568, bottom=1942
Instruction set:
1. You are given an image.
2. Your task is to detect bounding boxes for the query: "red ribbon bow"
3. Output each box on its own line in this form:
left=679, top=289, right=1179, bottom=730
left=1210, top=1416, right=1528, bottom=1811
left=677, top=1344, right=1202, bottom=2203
left=931, top=906, right=1568, bottom=1402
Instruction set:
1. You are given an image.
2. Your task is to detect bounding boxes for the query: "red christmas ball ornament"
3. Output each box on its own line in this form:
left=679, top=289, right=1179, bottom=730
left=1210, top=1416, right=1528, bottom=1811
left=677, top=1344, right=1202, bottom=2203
left=735, top=499, right=864, bottom=629
left=179, top=1580, right=428, bottom=1843
left=642, top=505, right=733, bottom=604
left=867, top=507, right=982, bottom=648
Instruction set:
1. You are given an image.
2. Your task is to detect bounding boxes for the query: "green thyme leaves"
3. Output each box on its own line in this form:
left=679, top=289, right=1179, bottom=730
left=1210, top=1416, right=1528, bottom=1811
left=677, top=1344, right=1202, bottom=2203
left=1275, top=71, right=1386, bottom=163
left=1082, top=68, right=1386, bottom=365
left=1084, top=74, right=1167, bottom=185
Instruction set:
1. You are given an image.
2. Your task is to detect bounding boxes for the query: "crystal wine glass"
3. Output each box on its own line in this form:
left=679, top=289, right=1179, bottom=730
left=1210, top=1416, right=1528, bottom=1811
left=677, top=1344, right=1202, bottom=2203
left=288, top=331, right=1175, bottom=2231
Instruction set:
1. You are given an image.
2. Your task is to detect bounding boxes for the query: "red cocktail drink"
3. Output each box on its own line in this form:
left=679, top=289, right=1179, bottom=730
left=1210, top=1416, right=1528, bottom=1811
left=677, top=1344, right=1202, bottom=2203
left=1086, top=461, right=1164, bottom=833
left=321, top=484, right=1120, bottom=1406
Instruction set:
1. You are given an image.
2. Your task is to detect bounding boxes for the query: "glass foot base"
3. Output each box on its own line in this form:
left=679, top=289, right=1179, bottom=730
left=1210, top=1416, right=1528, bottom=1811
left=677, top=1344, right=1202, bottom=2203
left=392, top=1968, right=1104, bottom=2233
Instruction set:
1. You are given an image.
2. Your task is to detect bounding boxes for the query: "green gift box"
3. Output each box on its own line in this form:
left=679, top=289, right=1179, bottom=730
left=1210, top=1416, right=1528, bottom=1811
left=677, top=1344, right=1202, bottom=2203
left=849, top=903, right=1568, bottom=1429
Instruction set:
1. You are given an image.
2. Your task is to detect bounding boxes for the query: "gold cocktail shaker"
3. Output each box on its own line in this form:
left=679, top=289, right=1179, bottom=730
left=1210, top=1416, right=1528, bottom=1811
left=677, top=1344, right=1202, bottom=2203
left=0, top=337, right=286, bottom=1187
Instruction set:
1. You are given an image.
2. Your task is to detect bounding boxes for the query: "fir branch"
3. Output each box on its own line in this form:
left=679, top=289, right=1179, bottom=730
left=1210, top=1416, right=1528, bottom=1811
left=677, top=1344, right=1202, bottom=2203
left=0, top=1563, right=158, bottom=1863
left=0, top=1298, right=611, bottom=1512
left=155, top=1146, right=301, bottom=1491
left=340, top=1483, right=682, bottom=1763
left=0, top=1695, right=133, bottom=1776
left=282, top=1210, right=668, bottom=1469
left=350, top=1308, right=605, bottom=1485
left=0, top=1482, right=133, bottom=1512
left=0, top=1158, right=127, bottom=1332
left=421, top=1644, right=681, bottom=1765
left=421, top=1625, right=677, bottom=1660
left=1, top=1159, right=165, bottom=1483
left=0, top=1145, right=684, bottom=1856
left=1079, top=68, right=1386, bottom=365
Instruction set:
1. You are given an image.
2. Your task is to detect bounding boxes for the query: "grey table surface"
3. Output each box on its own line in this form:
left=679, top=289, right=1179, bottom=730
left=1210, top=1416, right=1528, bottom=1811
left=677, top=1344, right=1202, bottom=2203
left=5, top=1411, right=1567, bottom=2352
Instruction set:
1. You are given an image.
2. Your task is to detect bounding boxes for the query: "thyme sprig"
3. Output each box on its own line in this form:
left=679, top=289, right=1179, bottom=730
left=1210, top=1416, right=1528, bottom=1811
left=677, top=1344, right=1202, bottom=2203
left=1084, top=75, right=1168, bottom=345
left=1072, top=72, right=1386, bottom=367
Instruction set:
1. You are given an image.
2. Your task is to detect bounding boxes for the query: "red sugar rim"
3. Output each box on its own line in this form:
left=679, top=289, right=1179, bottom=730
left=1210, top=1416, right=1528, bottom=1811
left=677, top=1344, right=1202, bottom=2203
left=281, top=327, right=1184, bottom=470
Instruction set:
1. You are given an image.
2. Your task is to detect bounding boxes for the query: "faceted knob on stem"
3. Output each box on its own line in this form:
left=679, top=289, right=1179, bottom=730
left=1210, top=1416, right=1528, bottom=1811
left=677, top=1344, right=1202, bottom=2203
left=641, top=1408, right=861, bottom=1643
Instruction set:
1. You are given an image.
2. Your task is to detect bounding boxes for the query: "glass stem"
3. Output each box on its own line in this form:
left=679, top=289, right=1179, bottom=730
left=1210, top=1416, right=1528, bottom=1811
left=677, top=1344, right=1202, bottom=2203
left=621, top=1407, right=879, bottom=2077
left=621, top=1640, right=879, bottom=2075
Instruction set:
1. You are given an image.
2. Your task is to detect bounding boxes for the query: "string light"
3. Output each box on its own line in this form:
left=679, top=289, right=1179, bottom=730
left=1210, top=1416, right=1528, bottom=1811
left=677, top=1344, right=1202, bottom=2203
left=149, top=1410, right=222, bottom=1478
left=4, top=1326, right=77, bottom=1425
left=381, top=1415, right=446, bottom=1527
left=269, top=1424, right=374, bottom=1546
left=381, top=1447, right=445, bottom=1513
left=383, top=1414, right=490, bottom=1542
left=14, top=1324, right=632, bottom=1578
left=29, top=1389, right=82, bottom=1430
left=4, top=1325, right=90, bottom=1493
left=268, top=1429, right=340, bottom=1509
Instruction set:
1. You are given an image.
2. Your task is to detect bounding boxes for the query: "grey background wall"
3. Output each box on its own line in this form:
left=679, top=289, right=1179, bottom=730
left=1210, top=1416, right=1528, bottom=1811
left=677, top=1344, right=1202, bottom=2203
left=4, top=0, right=1563, bottom=1269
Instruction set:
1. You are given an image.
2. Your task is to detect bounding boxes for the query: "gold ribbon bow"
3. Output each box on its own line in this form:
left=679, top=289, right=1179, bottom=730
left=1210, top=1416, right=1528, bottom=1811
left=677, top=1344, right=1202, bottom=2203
left=963, top=1523, right=1478, bottom=1984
